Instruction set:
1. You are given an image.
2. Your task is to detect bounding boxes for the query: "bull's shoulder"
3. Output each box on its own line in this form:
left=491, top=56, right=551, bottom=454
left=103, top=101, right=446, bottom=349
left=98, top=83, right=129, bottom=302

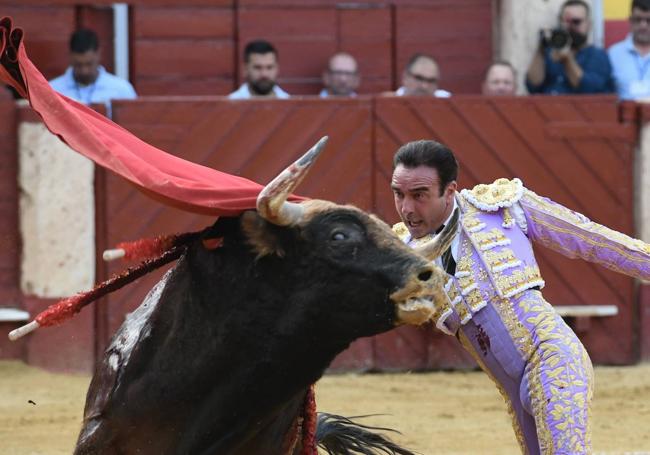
left=460, top=178, right=524, bottom=212
left=81, top=267, right=176, bottom=420
left=392, top=222, right=410, bottom=242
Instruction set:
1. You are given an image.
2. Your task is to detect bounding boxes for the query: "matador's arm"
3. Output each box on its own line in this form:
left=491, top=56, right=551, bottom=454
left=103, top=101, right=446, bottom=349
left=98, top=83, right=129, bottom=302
left=518, top=189, right=650, bottom=281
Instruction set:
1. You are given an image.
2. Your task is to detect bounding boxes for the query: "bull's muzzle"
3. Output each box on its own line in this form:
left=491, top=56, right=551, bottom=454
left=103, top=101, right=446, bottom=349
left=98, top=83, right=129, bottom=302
left=391, top=262, right=447, bottom=326
left=391, top=209, right=460, bottom=325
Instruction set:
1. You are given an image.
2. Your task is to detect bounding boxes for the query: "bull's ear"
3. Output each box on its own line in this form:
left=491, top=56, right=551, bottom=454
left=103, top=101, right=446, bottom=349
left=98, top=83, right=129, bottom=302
left=240, top=211, right=286, bottom=258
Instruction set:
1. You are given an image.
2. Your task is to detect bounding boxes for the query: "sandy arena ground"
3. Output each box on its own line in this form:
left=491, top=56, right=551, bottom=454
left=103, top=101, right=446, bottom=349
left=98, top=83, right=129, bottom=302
left=1, top=360, right=649, bottom=454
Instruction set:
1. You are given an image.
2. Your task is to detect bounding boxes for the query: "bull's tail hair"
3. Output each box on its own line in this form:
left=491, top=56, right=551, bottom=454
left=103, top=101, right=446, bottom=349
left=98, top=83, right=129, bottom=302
left=315, top=413, right=417, bottom=455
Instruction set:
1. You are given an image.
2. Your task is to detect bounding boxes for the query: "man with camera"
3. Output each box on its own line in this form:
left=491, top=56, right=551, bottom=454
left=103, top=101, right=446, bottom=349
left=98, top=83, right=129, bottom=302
left=526, top=0, right=613, bottom=94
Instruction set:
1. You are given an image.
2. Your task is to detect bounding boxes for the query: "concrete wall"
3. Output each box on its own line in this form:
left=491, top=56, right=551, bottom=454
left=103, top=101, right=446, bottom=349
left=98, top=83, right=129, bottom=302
left=640, top=124, right=650, bottom=244
left=637, top=122, right=649, bottom=361
left=18, top=122, right=95, bottom=298
left=497, top=0, right=595, bottom=94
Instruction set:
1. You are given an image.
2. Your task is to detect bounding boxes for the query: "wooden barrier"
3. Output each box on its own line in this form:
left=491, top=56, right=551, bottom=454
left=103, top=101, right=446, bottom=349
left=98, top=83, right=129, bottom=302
left=2, top=95, right=644, bottom=371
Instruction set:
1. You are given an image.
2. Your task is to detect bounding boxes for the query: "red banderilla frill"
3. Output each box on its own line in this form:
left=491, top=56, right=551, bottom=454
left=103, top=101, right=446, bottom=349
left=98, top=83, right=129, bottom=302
left=8, top=246, right=185, bottom=341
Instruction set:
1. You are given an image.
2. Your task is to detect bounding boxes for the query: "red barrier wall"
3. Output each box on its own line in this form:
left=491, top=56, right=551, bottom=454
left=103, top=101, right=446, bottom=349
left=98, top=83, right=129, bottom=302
left=99, top=96, right=638, bottom=370
left=2, top=96, right=645, bottom=372
left=641, top=284, right=650, bottom=361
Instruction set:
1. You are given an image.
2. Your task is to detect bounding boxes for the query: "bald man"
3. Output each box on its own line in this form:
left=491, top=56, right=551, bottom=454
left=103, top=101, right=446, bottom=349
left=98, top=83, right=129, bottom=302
left=395, top=53, right=451, bottom=97
left=482, top=61, right=518, bottom=96
left=320, top=52, right=360, bottom=97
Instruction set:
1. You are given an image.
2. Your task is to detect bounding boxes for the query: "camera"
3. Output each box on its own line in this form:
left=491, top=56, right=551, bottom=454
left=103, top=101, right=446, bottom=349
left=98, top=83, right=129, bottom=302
left=540, top=28, right=571, bottom=49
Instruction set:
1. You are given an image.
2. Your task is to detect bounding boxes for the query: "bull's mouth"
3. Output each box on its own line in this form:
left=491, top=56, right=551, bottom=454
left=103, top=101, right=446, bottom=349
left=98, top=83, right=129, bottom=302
left=396, top=297, right=435, bottom=325
left=390, top=279, right=437, bottom=326
left=390, top=266, right=448, bottom=326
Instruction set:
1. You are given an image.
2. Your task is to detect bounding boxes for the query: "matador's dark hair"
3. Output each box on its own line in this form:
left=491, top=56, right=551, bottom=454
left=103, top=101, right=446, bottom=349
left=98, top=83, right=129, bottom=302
left=393, top=140, right=458, bottom=196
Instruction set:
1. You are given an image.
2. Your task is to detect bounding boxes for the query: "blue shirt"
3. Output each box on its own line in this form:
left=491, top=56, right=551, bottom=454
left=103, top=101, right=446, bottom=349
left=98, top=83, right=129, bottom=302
left=49, top=66, right=137, bottom=115
left=608, top=34, right=650, bottom=100
left=319, top=88, right=357, bottom=98
left=526, top=45, right=614, bottom=94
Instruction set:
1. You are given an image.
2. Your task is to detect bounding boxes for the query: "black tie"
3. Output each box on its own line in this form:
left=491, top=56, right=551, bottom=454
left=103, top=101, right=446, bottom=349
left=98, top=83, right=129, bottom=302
left=442, top=245, right=456, bottom=275
left=435, top=224, right=456, bottom=275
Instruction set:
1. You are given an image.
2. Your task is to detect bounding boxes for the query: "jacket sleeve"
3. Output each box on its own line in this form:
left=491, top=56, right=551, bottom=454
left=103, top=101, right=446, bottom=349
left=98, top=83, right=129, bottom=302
left=518, top=188, right=650, bottom=281
left=575, top=48, right=614, bottom=94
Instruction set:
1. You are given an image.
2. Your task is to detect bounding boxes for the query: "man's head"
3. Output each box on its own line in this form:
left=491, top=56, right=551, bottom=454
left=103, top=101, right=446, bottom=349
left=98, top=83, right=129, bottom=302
left=322, top=52, right=360, bottom=96
left=243, top=40, right=280, bottom=96
left=69, top=29, right=100, bottom=86
left=631, top=0, right=650, bottom=46
left=558, top=0, right=591, bottom=49
left=401, top=54, right=441, bottom=96
left=482, top=60, right=517, bottom=96
left=391, top=140, right=458, bottom=239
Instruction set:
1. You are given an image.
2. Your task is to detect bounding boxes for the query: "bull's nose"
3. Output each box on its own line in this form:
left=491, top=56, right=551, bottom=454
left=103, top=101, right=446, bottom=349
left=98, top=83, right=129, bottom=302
left=417, top=266, right=433, bottom=282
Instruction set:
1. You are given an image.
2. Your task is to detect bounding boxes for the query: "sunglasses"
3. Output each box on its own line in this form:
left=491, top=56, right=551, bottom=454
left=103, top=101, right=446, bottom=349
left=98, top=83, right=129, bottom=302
left=328, top=69, right=358, bottom=77
left=562, top=17, right=585, bottom=26
left=630, top=16, right=650, bottom=25
left=407, top=71, right=438, bottom=85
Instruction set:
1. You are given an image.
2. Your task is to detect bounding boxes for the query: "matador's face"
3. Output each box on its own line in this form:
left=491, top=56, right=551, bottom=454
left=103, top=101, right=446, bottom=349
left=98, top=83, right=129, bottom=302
left=391, top=164, right=456, bottom=239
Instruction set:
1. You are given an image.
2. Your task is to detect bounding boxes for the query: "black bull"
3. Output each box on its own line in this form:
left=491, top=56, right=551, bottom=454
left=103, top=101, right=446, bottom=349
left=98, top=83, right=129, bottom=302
left=74, top=142, right=455, bottom=455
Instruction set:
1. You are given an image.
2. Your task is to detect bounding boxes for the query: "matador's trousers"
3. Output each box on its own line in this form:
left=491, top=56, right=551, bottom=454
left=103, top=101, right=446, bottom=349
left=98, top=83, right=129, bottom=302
left=454, top=290, right=594, bottom=454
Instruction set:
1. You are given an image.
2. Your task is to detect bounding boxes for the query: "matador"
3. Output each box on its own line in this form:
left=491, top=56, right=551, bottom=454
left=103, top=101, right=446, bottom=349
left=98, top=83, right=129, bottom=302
left=390, top=139, right=650, bottom=454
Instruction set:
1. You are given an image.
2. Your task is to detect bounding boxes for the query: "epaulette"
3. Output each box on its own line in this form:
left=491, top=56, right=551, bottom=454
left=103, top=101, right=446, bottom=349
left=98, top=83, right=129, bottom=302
left=460, top=178, right=524, bottom=212
left=392, top=222, right=410, bottom=241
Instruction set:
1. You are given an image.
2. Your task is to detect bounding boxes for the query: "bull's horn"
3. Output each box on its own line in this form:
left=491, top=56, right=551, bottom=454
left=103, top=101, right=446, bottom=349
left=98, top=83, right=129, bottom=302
left=414, top=208, right=459, bottom=260
left=256, top=136, right=328, bottom=226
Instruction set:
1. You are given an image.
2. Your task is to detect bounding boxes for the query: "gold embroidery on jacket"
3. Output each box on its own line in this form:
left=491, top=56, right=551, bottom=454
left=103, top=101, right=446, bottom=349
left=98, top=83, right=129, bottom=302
left=461, top=178, right=524, bottom=211
left=462, top=216, right=486, bottom=233
left=473, top=228, right=512, bottom=251
left=502, top=207, right=515, bottom=228
left=495, top=266, right=545, bottom=298
left=484, top=248, right=522, bottom=273
left=453, top=239, right=487, bottom=316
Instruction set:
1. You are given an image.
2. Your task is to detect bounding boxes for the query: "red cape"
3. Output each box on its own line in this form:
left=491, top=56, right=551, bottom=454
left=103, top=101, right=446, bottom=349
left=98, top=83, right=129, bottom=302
left=0, top=17, right=303, bottom=216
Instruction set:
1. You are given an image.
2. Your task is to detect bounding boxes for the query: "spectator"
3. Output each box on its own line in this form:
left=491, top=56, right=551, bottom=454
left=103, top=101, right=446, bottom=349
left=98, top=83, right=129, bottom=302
left=49, top=29, right=136, bottom=111
left=526, top=0, right=613, bottom=94
left=482, top=60, right=518, bottom=96
left=229, top=40, right=289, bottom=99
left=395, top=53, right=451, bottom=97
left=608, top=0, right=650, bottom=100
left=320, top=52, right=360, bottom=97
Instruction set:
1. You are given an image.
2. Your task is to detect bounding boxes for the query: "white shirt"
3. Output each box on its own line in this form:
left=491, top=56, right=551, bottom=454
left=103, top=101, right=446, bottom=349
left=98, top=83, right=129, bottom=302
left=49, top=66, right=137, bottom=117
left=395, top=86, right=452, bottom=98
left=228, top=83, right=290, bottom=99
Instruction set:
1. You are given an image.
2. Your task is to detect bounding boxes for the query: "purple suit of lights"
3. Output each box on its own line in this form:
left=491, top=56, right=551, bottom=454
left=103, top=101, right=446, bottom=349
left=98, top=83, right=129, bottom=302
left=394, top=178, right=650, bottom=454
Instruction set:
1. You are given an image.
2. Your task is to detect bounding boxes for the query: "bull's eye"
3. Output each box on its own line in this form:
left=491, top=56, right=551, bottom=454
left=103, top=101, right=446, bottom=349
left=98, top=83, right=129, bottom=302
left=331, top=231, right=348, bottom=241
